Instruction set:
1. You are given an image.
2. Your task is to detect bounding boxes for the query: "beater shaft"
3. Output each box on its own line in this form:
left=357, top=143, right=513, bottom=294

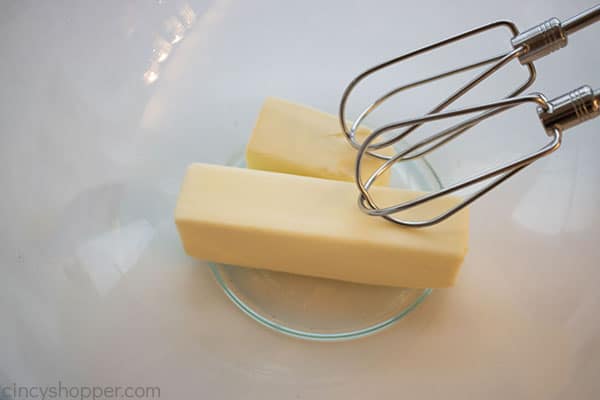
left=512, top=5, right=600, bottom=63
left=563, top=4, right=600, bottom=34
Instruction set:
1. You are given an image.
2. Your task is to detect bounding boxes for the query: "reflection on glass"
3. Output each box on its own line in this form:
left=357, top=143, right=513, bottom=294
left=75, top=220, right=155, bottom=295
left=152, top=37, right=172, bottom=63
left=512, top=154, right=575, bottom=235
left=143, top=61, right=160, bottom=85
left=142, top=4, right=198, bottom=84
left=512, top=173, right=572, bottom=235
left=179, top=3, right=197, bottom=27
left=165, top=16, right=185, bottom=44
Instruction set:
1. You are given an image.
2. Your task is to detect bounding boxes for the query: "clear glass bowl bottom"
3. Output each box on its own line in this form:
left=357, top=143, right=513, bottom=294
left=209, top=154, right=442, bottom=341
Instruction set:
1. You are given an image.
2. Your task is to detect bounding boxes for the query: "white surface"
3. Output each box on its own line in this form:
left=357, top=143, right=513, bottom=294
left=1, top=0, right=599, bottom=398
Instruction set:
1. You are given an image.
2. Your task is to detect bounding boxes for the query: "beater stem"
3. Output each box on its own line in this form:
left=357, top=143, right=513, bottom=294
left=563, top=4, right=600, bottom=35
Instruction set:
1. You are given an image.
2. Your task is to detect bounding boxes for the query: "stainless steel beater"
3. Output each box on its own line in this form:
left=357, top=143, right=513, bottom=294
left=339, top=5, right=600, bottom=227
left=355, top=86, right=599, bottom=227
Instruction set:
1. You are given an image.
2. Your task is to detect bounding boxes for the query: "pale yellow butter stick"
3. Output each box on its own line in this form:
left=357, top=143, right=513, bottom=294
left=175, top=164, right=469, bottom=288
left=246, top=97, right=393, bottom=185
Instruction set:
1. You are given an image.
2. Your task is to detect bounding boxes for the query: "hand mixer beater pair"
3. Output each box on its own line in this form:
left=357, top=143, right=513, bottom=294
left=340, top=4, right=600, bottom=227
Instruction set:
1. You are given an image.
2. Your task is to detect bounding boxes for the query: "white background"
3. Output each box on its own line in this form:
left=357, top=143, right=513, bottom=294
left=1, top=0, right=599, bottom=398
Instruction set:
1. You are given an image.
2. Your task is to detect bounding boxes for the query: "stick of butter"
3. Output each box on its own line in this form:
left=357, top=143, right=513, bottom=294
left=246, top=97, right=393, bottom=185
left=175, top=164, right=469, bottom=288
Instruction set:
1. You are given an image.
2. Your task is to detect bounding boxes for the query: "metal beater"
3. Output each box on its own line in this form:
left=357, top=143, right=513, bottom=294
left=339, top=5, right=600, bottom=227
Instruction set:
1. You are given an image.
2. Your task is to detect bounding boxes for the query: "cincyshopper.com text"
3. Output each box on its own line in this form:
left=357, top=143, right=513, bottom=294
left=0, top=382, right=160, bottom=400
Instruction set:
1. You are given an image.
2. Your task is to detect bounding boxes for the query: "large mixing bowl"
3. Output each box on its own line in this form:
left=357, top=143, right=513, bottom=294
left=1, top=1, right=598, bottom=398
